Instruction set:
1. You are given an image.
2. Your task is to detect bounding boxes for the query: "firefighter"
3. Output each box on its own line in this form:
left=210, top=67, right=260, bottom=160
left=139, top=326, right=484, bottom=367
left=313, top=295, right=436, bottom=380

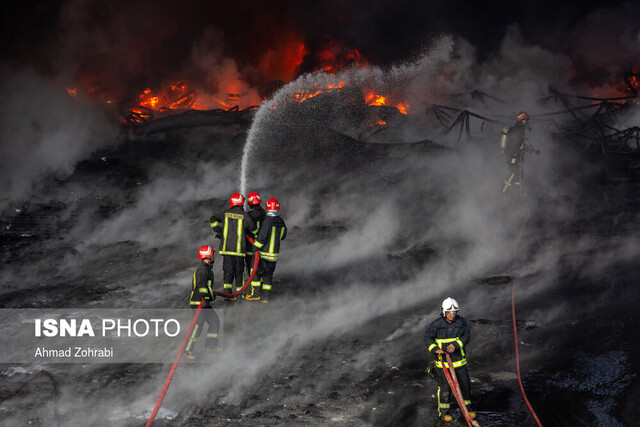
left=252, top=197, right=287, bottom=303
left=245, top=191, right=266, bottom=301
left=501, top=111, right=539, bottom=198
left=424, top=297, right=476, bottom=422
left=184, top=245, right=221, bottom=359
left=210, top=193, right=257, bottom=300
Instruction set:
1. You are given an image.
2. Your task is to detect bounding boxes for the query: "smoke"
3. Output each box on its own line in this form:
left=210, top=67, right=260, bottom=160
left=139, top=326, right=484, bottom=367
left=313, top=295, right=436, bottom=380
left=2, top=2, right=640, bottom=425
left=0, top=70, right=118, bottom=204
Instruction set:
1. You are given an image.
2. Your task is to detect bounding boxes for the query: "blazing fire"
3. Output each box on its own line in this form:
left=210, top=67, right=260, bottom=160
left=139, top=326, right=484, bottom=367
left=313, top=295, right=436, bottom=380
left=134, top=81, right=252, bottom=111
left=293, top=81, right=347, bottom=102
left=365, top=93, right=387, bottom=106
left=63, top=34, right=415, bottom=123
left=363, top=91, right=409, bottom=114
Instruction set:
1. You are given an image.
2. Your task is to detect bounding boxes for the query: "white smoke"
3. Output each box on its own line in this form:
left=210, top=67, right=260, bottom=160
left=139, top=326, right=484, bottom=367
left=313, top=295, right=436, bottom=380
left=0, top=70, right=118, bottom=204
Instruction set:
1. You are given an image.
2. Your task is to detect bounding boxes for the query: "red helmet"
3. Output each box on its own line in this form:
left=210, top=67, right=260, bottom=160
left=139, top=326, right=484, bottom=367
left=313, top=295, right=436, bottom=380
left=266, top=197, right=280, bottom=211
left=247, top=191, right=262, bottom=205
left=516, top=111, right=529, bottom=122
left=229, top=193, right=245, bottom=207
left=198, top=245, right=214, bottom=260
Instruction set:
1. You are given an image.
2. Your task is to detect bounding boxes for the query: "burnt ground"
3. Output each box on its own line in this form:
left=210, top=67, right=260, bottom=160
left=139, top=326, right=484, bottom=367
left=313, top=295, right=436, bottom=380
left=0, top=121, right=638, bottom=427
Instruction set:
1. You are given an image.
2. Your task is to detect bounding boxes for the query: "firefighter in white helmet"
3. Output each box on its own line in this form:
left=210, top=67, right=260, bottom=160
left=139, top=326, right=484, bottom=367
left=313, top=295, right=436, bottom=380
left=424, top=297, right=476, bottom=422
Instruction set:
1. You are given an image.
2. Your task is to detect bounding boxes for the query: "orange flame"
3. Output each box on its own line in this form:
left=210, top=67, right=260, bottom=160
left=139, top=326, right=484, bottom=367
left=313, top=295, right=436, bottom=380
left=365, top=92, right=387, bottom=106
left=258, top=34, right=307, bottom=82
left=396, top=103, right=409, bottom=115
left=315, top=41, right=368, bottom=74
left=66, top=87, right=78, bottom=98
left=293, top=80, right=346, bottom=102
left=628, top=73, right=639, bottom=91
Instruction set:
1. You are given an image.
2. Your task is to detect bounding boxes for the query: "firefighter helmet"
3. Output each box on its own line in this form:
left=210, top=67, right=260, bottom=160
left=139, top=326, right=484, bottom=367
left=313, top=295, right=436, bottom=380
left=247, top=191, right=262, bottom=205
left=266, top=197, right=280, bottom=211
left=229, top=192, right=245, bottom=207
left=516, top=111, right=529, bottom=122
left=198, top=245, right=214, bottom=260
left=442, top=297, right=459, bottom=313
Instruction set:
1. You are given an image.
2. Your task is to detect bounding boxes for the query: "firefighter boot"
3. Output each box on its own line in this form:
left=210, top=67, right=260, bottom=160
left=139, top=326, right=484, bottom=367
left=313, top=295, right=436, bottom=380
left=206, top=340, right=223, bottom=352
left=184, top=351, right=195, bottom=360
left=260, top=289, right=270, bottom=303
left=439, top=413, right=452, bottom=422
left=224, top=288, right=237, bottom=302
left=246, top=281, right=262, bottom=301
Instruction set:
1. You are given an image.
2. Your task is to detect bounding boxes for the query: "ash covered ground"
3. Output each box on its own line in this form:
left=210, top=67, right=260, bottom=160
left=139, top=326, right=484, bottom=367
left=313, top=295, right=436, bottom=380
left=1, top=35, right=640, bottom=427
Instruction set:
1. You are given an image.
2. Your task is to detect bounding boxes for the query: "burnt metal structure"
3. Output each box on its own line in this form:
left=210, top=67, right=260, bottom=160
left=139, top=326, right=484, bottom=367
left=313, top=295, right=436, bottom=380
left=430, top=87, right=639, bottom=154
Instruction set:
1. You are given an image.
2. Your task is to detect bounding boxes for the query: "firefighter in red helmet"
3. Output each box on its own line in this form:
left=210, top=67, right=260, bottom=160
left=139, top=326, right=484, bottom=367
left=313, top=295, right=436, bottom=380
left=252, top=197, right=287, bottom=302
left=210, top=193, right=257, bottom=300
left=184, top=245, right=221, bottom=359
left=245, top=191, right=266, bottom=301
left=501, top=111, right=539, bottom=198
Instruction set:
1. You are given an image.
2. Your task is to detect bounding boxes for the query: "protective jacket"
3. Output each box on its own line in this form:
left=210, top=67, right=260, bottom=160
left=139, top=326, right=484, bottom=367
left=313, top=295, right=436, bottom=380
left=247, top=205, right=266, bottom=237
left=254, top=214, right=287, bottom=262
left=505, top=121, right=529, bottom=165
left=189, top=261, right=215, bottom=307
left=424, top=315, right=470, bottom=368
left=210, top=206, right=257, bottom=257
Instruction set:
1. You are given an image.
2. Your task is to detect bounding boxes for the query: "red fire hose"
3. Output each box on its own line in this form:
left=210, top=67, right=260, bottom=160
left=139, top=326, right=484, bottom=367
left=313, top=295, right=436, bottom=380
left=211, top=237, right=260, bottom=298
left=0, top=369, right=59, bottom=422
left=146, top=237, right=262, bottom=426
left=146, top=300, right=204, bottom=427
left=441, top=353, right=480, bottom=427
left=510, top=185, right=543, bottom=426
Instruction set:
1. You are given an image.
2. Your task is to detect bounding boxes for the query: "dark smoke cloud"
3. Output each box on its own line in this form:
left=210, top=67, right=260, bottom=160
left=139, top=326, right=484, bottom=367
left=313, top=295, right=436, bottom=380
left=2, top=1, right=637, bottom=102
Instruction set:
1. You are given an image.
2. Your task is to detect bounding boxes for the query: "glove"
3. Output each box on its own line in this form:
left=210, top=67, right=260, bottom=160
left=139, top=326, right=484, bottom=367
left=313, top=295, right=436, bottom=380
left=426, top=361, right=437, bottom=380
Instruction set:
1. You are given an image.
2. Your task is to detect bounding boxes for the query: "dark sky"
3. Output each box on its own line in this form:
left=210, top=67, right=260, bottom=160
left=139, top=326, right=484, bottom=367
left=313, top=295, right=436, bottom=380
left=1, top=1, right=636, bottom=98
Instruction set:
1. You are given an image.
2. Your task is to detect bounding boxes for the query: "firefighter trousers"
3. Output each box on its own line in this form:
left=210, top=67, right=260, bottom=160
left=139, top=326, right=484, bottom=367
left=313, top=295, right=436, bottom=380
left=185, top=306, right=220, bottom=352
left=435, top=365, right=472, bottom=417
left=223, top=255, right=245, bottom=293
left=248, top=253, right=264, bottom=298
left=260, top=260, right=277, bottom=301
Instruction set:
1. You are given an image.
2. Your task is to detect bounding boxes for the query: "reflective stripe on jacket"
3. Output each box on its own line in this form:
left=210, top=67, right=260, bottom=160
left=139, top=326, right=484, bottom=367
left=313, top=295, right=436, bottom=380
left=254, top=215, right=287, bottom=262
left=424, top=315, right=470, bottom=368
left=189, top=261, right=215, bottom=306
left=211, top=206, right=257, bottom=257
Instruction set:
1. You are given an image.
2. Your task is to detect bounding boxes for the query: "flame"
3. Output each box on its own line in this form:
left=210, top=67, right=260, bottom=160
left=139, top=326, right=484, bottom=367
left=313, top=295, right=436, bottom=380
left=131, top=79, right=260, bottom=113
left=293, top=80, right=346, bottom=102
left=314, top=40, right=368, bottom=74
left=628, top=72, right=639, bottom=91
left=66, top=87, right=78, bottom=98
left=258, top=34, right=308, bottom=82
left=365, top=92, right=387, bottom=106
left=364, top=91, right=411, bottom=114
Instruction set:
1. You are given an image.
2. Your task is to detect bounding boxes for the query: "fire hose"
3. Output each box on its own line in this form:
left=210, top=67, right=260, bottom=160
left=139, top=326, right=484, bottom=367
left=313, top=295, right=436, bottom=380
left=212, top=236, right=260, bottom=298
left=510, top=163, right=543, bottom=426
left=0, top=369, right=59, bottom=423
left=146, top=238, right=261, bottom=426
left=440, top=353, right=480, bottom=427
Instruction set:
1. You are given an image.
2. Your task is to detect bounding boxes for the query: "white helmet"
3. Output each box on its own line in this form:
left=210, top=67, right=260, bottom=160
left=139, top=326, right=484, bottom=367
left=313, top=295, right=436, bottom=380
left=442, top=297, right=459, bottom=314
